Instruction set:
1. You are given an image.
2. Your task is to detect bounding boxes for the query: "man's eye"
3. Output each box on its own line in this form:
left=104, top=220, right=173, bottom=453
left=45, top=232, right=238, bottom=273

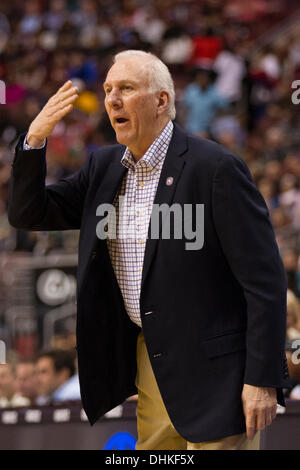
left=105, top=89, right=111, bottom=94
left=123, top=85, right=133, bottom=90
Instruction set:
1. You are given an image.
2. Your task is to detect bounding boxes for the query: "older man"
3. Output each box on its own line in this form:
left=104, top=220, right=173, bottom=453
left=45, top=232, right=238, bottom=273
left=8, top=50, right=290, bottom=450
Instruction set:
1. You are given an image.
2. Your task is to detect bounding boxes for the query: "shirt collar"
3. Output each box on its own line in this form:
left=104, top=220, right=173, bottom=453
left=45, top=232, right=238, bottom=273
left=121, top=120, right=173, bottom=172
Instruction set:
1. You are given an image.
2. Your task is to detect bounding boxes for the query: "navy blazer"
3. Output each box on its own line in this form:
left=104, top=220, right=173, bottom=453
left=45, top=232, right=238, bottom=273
left=8, top=124, right=291, bottom=442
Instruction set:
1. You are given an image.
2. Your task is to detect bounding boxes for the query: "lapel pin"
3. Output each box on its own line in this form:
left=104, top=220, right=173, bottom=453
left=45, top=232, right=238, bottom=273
left=166, top=176, right=173, bottom=186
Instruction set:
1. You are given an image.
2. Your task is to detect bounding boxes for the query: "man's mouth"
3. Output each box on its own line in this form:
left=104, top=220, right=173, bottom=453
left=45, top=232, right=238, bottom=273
left=115, top=118, right=129, bottom=126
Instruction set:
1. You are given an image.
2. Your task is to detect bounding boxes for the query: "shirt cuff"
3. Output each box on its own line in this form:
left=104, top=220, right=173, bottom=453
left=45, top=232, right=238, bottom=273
left=23, top=133, right=46, bottom=150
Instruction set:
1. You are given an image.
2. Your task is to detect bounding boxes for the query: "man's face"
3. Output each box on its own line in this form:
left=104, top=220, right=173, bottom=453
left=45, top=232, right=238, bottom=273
left=0, top=365, right=15, bottom=398
left=103, top=57, right=160, bottom=159
left=195, top=71, right=210, bottom=88
left=15, top=363, right=37, bottom=400
left=35, top=357, right=59, bottom=397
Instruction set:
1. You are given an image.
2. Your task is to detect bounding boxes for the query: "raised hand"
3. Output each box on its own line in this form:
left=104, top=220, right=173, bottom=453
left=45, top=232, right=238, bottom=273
left=27, top=80, right=79, bottom=147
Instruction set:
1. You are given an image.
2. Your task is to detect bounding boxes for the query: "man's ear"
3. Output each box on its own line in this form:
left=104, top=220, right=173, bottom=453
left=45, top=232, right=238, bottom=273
left=157, top=90, right=170, bottom=116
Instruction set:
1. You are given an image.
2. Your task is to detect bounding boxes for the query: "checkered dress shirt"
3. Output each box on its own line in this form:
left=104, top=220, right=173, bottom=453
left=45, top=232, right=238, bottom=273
left=107, top=120, right=174, bottom=327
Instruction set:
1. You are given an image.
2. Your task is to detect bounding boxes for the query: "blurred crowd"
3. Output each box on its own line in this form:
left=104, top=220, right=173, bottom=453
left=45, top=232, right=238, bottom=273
left=0, top=331, right=139, bottom=408
left=0, top=348, right=82, bottom=409
left=0, top=0, right=300, bottom=406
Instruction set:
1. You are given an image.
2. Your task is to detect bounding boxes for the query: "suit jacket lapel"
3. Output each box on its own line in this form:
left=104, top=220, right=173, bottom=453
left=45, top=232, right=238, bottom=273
left=95, top=157, right=127, bottom=207
left=78, top=150, right=126, bottom=293
left=92, top=153, right=127, bottom=245
left=141, top=124, right=188, bottom=289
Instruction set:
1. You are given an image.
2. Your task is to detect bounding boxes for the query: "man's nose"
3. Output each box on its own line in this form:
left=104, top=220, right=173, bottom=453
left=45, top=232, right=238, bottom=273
left=107, top=89, right=122, bottom=108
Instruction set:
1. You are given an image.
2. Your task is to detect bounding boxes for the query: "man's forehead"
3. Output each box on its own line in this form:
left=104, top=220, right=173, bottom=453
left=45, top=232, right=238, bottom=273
left=104, top=58, right=150, bottom=85
left=18, top=363, right=34, bottom=371
left=37, top=357, right=53, bottom=367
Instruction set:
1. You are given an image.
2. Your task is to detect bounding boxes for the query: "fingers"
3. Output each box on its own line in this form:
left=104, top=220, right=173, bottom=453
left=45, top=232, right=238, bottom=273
left=256, top=408, right=266, bottom=431
left=245, top=410, right=257, bottom=440
left=265, top=408, right=273, bottom=427
left=46, top=84, right=79, bottom=120
left=258, top=404, right=277, bottom=429
left=56, top=84, right=79, bottom=101
left=27, top=81, right=78, bottom=141
left=49, top=86, right=79, bottom=108
left=242, top=385, right=278, bottom=441
left=58, top=80, right=73, bottom=92
left=51, top=95, right=77, bottom=118
left=53, top=103, right=75, bottom=121
left=53, top=93, right=78, bottom=111
left=245, top=405, right=277, bottom=440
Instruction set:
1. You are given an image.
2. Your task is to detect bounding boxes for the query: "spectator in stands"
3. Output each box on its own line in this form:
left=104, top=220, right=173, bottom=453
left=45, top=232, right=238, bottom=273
left=264, top=160, right=283, bottom=185
left=214, top=45, right=246, bottom=104
left=286, top=290, right=300, bottom=400
left=0, top=362, right=30, bottom=407
left=35, top=349, right=78, bottom=405
left=263, top=127, right=287, bottom=163
left=50, top=332, right=81, bottom=402
left=19, top=0, right=43, bottom=35
left=189, top=27, right=223, bottom=68
left=0, top=199, right=15, bottom=251
left=182, top=67, right=228, bottom=137
left=258, top=46, right=282, bottom=82
left=272, top=208, right=299, bottom=254
left=52, top=356, right=81, bottom=402
left=279, top=173, right=300, bottom=229
left=286, top=289, right=300, bottom=341
left=15, top=360, right=38, bottom=406
left=281, top=248, right=300, bottom=298
left=160, top=23, right=193, bottom=68
left=257, top=177, right=279, bottom=212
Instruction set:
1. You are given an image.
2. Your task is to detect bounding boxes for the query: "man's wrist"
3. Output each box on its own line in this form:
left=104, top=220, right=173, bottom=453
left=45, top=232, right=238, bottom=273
left=26, top=133, right=46, bottom=148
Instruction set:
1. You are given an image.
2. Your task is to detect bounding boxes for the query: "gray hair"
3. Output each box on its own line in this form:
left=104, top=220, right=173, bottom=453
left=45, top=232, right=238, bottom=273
left=113, top=50, right=176, bottom=120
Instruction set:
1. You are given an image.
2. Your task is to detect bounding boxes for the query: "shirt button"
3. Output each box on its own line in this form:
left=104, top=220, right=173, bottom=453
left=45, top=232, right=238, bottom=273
left=139, top=182, right=144, bottom=187
left=138, top=239, right=144, bottom=244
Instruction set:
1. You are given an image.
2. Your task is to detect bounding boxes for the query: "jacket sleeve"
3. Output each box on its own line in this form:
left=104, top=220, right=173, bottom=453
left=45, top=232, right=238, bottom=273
left=8, top=133, right=93, bottom=231
left=212, top=151, right=291, bottom=392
